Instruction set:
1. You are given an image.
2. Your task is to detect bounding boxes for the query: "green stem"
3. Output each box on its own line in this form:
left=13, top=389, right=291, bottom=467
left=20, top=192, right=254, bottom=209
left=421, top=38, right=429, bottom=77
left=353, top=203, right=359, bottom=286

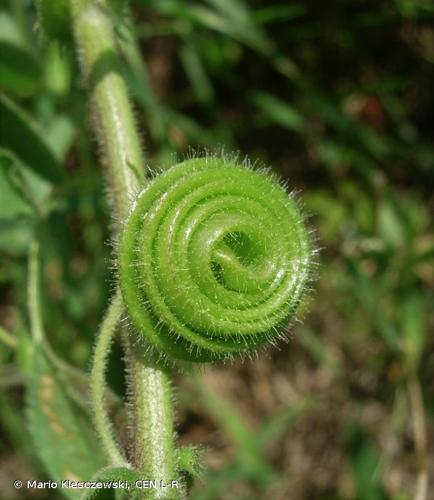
left=71, top=0, right=144, bottom=223
left=91, top=289, right=125, bottom=465
left=124, top=346, right=177, bottom=490
left=27, top=240, right=44, bottom=344
left=69, top=0, right=177, bottom=489
left=27, top=234, right=123, bottom=423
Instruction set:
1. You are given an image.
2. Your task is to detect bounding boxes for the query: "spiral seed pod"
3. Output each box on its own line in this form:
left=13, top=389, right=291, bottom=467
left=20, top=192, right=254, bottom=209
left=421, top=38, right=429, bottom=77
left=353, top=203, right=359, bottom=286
left=119, top=157, right=313, bottom=362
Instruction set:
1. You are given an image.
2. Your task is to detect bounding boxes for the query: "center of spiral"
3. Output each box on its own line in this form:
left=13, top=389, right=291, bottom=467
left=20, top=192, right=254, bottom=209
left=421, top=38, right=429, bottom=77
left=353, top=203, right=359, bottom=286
left=222, top=231, right=259, bottom=266
left=211, top=231, right=269, bottom=293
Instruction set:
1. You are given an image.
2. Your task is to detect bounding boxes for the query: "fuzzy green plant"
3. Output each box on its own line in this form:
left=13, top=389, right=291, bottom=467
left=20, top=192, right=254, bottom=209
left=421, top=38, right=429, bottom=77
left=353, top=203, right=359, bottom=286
left=37, top=0, right=314, bottom=497
left=119, top=157, right=312, bottom=363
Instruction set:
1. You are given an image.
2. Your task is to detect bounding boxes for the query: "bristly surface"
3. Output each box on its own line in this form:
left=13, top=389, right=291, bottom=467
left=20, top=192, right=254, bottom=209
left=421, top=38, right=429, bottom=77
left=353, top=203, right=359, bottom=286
left=118, top=156, right=316, bottom=365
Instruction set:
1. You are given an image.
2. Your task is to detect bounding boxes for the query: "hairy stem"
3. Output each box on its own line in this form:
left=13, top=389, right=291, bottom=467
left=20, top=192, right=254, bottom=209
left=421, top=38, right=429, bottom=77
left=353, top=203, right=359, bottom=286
left=91, top=289, right=125, bottom=465
left=71, top=0, right=143, bottom=223
left=70, top=0, right=177, bottom=488
left=124, top=345, right=177, bottom=491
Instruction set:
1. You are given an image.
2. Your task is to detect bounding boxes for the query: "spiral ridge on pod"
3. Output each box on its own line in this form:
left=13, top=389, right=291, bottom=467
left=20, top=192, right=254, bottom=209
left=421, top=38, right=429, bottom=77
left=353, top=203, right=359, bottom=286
left=119, top=157, right=312, bottom=362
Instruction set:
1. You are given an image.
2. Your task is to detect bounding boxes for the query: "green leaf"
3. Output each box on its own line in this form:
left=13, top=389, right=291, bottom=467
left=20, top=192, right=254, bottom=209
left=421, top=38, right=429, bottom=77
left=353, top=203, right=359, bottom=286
left=401, top=293, right=426, bottom=372
left=253, top=92, right=305, bottom=131
left=0, top=12, right=22, bottom=45
left=180, top=41, right=214, bottom=104
left=0, top=148, right=53, bottom=216
left=305, top=190, right=349, bottom=242
left=27, top=347, right=105, bottom=499
left=0, top=154, right=32, bottom=219
left=253, top=4, right=306, bottom=24
left=346, top=424, right=387, bottom=500
left=201, top=0, right=272, bottom=52
left=192, top=462, right=244, bottom=500
left=0, top=94, right=64, bottom=182
left=378, top=202, right=405, bottom=247
left=154, top=0, right=272, bottom=53
left=81, top=467, right=142, bottom=500
left=44, top=43, right=72, bottom=97
left=394, top=0, right=434, bottom=18
left=0, top=13, right=42, bottom=96
left=44, top=115, right=76, bottom=161
left=298, top=326, right=341, bottom=373
left=36, top=0, right=73, bottom=43
left=346, top=259, right=400, bottom=351
left=0, top=218, right=34, bottom=255
left=0, top=41, right=42, bottom=97
left=177, top=445, right=204, bottom=491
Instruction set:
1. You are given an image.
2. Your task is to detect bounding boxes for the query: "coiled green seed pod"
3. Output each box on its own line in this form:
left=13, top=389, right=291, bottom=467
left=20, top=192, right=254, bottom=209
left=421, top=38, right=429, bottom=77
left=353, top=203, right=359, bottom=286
left=119, top=157, right=313, bottom=362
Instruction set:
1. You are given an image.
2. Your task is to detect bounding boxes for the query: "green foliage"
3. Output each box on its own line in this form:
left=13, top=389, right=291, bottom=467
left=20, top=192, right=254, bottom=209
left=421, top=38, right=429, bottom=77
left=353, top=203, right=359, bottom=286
left=0, top=153, right=33, bottom=219
left=27, top=347, right=105, bottom=499
left=253, top=92, right=306, bottom=132
left=0, top=94, right=64, bottom=182
left=82, top=467, right=142, bottom=500
left=0, top=151, right=38, bottom=254
left=36, top=0, right=72, bottom=43
left=0, top=11, right=42, bottom=96
left=177, top=445, right=204, bottom=485
left=0, top=41, right=42, bottom=96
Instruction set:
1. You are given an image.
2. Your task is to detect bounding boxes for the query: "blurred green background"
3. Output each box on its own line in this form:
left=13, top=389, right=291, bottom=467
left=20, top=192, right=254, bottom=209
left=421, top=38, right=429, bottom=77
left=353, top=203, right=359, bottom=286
left=0, top=0, right=433, bottom=499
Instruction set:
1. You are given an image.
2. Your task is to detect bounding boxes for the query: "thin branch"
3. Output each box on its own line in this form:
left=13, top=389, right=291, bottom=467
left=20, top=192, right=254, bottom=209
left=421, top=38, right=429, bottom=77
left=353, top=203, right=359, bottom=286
left=91, top=288, right=126, bottom=465
left=27, top=240, right=44, bottom=344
